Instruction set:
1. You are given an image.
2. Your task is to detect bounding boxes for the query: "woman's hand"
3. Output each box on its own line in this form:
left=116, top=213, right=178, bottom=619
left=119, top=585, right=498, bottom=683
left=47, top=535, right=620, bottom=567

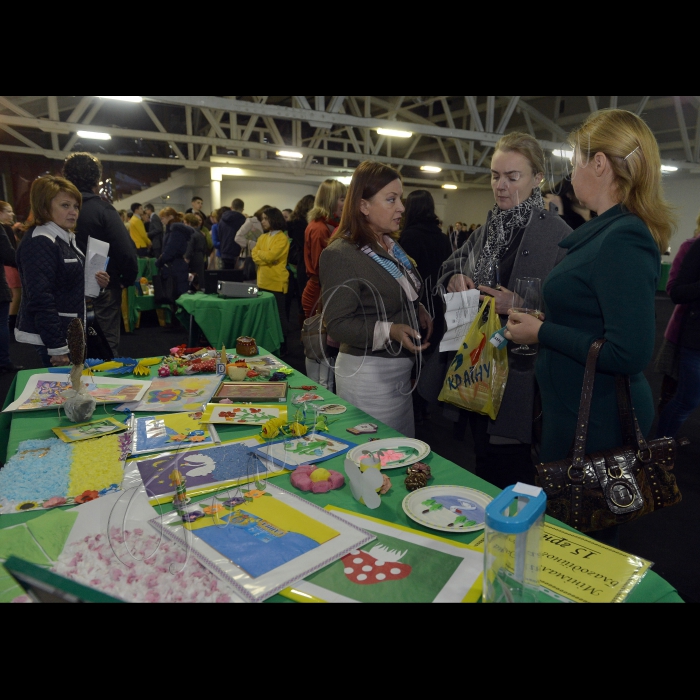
left=506, top=311, right=543, bottom=345
left=418, top=303, right=433, bottom=341
left=95, top=271, right=110, bottom=289
left=478, top=284, right=512, bottom=315
left=447, top=274, right=475, bottom=292
left=50, top=354, right=71, bottom=367
left=389, top=323, right=429, bottom=354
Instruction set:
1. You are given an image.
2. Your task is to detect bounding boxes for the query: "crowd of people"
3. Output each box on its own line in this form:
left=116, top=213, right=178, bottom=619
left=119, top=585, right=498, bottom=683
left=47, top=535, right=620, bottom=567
left=1, top=108, right=699, bottom=546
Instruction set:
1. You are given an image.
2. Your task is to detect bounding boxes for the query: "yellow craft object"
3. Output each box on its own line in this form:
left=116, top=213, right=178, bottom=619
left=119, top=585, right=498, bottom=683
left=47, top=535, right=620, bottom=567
left=261, top=417, right=286, bottom=439
left=133, top=357, right=161, bottom=376
left=287, top=422, right=308, bottom=437
left=89, top=361, right=124, bottom=372
left=310, top=468, right=330, bottom=483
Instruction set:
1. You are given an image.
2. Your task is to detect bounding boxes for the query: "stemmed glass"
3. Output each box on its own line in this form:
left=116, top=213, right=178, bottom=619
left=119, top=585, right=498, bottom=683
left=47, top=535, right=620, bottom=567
left=510, top=278, right=542, bottom=356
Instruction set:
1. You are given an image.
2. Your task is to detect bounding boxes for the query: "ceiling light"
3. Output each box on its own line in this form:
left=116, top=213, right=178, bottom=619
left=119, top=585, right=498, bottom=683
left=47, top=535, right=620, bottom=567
left=661, top=165, right=678, bottom=173
left=98, top=96, right=142, bottom=103
left=420, top=165, right=442, bottom=173
left=337, top=176, right=353, bottom=185
left=276, top=151, right=304, bottom=159
left=76, top=131, right=111, bottom=140
left=376, top=128, right=413, bottom=138
left=442, top=184, right=458, bottom=190
left=552, top=149, right=574, bottom=158
left=210, top=167, right=244, bottom=181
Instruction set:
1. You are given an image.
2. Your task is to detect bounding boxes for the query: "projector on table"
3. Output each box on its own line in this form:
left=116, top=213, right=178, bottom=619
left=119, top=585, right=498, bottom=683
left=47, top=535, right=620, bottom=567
left=217, top=281, right=259, bottom=298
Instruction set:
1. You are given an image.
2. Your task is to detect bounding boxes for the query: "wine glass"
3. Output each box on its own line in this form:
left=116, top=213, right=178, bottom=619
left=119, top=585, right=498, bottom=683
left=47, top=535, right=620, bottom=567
left=510, top=278, right=542, bottom=356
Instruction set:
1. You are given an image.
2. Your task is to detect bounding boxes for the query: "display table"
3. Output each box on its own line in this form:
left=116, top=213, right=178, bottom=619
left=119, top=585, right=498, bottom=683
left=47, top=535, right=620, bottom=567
left=121, top=258, right=171, bottom=332
left=175, top=291, right=284, bottom=354
left=0, top=356, right=683, bottom=604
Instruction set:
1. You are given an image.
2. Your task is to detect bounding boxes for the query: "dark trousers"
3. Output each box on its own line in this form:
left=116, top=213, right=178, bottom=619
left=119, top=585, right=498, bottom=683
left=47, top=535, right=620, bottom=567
left=92, top=288, right=122, bottom=356
left=260, top=288, right=289, bottom=338
left=222, top=258, right=238, bottom=271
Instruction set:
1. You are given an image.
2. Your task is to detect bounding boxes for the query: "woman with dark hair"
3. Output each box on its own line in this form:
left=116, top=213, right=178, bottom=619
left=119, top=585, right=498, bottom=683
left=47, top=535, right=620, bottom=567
left=287, top=193, right=316, bottom=323
left=542, top=177, right=590, bottom=230
left=252, top=207, right=291, bottom=353
left=319, top=162, right=432, bottom=437
left=183, top=213, right=207, bottom=291
left=156, top=207, right=190, bottom=301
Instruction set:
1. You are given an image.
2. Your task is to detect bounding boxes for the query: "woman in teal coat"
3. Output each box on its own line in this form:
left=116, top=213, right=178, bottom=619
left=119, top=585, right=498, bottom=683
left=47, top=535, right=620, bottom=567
left=506, top=109, right=675, bottom=466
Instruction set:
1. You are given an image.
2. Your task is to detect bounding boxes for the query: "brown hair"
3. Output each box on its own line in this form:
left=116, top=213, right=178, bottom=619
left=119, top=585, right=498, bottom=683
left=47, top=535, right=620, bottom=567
left=291, top=194, right=316, bottom=222
left=30, top=175, right=82, bottom=227
left=254, top=205, right=272, bottom=221
left=158, top=206, right=183, bottom=223
left=308, top=179, right=347, bottom=223
left=0, top=200, right=11, bottom=212
left=261, top=207, right=287, bottom=232
left=569, top=109, right=676, bottom=252
left=493, top=132, right=546, bottom=182
left=331, top=161, right=402, bottom=250
left=183, top=213, right=201, bottom=227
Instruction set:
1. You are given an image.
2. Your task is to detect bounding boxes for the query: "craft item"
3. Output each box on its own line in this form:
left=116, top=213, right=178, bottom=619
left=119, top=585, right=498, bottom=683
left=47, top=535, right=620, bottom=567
left=124, top=439, right=286, bottom=505
left=290, top=385, right=318, bottom=391
left=402, top=485, right=493, bottom=533
left=132, top=357, right=161, bottom=377
left=284, top=507, right=484, bottom=603
left=317, top=404, right=347, bottom=415
left=236, top=336, right=258, bottom=356
left=261, top=417, right=287, bottom=439
left=347, top=438, right=430, bottom=470
left=269, top=372, right=287, bottom=382
left=483, top=483, right=547, bottom=603
left=347, top=423, right=378, bottom=436
left=212, top=381, right=287, bottom=403
left=290, top=465, right=345, bottom=494
left=115, top=374, right=222, bottom=413
left=405, top=471, right=428, bottom=491
left=128, top=412, right=220, bottom=456
left=250, top=432, right=355, bottom=470
left=4, top=374, right=150, bottom=413
left=58, top=318, right=94, bottom=422
left=292, top=392, right=323, bottom=405
left=0, top=435, right=126, bottom=514
left=200, top=403, right=287, bottom=426
left=345, top=455, right=385, bottom=509
left=227, top=364, right=248, bottom=380
left=217, top=345, right=227, bottom=375
left=170, top=469, right=189, bottom=511
left=148, top=482, right=374, bottom=603
left=52, top=416, right=128, bottom=443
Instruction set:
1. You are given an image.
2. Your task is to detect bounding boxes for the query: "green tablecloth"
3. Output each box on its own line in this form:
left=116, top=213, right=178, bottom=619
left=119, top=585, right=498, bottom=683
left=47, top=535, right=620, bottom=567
left=658, top=261, right=671, bottom=292
left=125, top=258, right=169, bottom=332
left=175, top=291, right=284, bottom=355
left=0, top=355, right=683, bottom=604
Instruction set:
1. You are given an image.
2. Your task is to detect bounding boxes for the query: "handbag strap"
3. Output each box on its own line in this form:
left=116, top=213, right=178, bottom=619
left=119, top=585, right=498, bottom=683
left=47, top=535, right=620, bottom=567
left=615, top=374, right=650, bottom=454
left=571, top=339, right=607, bottom=473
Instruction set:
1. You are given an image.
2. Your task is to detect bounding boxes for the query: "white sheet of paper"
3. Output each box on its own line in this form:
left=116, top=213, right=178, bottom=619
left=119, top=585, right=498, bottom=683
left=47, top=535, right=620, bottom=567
left=85, top=236, right=110, bottom=298
left=439, top=290, right=480, bottom=352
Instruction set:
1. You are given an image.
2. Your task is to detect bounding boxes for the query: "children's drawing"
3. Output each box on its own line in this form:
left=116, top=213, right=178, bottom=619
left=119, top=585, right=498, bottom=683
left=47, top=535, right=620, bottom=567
left=401, top=486, right=492, bottom=533
left=129, top=412, right=219, bottom=456
left=419, top=496, right=484, bottom=528
left=117, top=375, right=223, bottom=413
left=52, top=416, right=127, bottom=443
left=200, top=404, right=286, bottom=426
left=251, top=432, right=355, bottom=469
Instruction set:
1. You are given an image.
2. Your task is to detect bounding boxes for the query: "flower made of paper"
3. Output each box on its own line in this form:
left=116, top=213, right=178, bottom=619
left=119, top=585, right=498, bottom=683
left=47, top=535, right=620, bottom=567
left=344, top=458, right=384, bottom=509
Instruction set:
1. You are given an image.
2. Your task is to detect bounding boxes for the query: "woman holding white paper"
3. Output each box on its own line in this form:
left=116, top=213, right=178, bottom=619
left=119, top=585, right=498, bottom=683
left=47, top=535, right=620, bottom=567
left=434, top=133, right=570, bottom=488
left=15, top=176, right=109, bottom=367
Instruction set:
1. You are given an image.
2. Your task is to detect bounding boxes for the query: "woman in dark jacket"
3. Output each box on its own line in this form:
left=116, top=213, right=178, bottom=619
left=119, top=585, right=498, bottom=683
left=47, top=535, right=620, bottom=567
left=184, top=213, right=207, bottom=291
left=0, top=201, right=20, bottom=372
left=286, top=194, right=315, bottom=324
left=156, top=207, right=190, bottom=300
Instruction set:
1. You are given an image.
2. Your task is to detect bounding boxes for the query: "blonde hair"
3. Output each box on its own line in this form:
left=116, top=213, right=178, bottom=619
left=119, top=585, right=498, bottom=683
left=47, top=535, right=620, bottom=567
left=307, top=179, right=347, bottom=223
left=493, top=132, right=546, bottom=183
left=30, top=176, right=82, bottom=227
left=695, top=210, right=700, bottom=235
left=569, top=109, right=676, bottom=252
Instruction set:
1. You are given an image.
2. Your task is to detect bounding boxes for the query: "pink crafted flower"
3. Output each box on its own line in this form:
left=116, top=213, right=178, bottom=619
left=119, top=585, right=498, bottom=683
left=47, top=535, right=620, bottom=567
left=43, top=496, right=67, bottom=509
left=158, top=366, right=170, bottom=377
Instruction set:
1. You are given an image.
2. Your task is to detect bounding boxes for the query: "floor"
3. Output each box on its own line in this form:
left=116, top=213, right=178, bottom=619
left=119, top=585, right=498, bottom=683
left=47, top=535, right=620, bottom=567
left=1, top=291, right=697, bottom=603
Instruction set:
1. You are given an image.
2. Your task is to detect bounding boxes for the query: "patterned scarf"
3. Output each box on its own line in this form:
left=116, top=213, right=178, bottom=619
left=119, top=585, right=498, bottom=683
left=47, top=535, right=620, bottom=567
left=472, top=187, right=544, bottom=287
left=359, top=237, right=421, bottom=302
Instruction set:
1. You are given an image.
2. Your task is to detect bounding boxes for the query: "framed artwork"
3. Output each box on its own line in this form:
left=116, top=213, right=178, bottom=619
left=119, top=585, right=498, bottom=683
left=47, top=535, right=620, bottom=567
left=3, top=375, right=151, bottom=413
left=200, top=403, right=288, bottom=426
left=52, top=416, right=128, bottom=443
left=250, top=432, right=356, bottom=469
left=128, top=412, right=220, bottom=456
left=212, top=382, right=287, bottom=403
left=284, top=507, right=484, bottom=603
left=123, top=438, right=286, bottom=505
left=116, top=374, right=223, bottom=413
left=149, top=483, right=375, bottom=603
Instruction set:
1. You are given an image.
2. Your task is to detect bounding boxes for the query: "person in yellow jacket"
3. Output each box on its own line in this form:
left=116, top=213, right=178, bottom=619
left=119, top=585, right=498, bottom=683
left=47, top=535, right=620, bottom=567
left=129, top=203, right=150, bottom=257
left=252, top=207, right=290, bottom=354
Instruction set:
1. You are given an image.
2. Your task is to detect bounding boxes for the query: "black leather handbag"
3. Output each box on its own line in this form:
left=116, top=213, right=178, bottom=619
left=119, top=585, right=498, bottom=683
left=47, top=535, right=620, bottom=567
left=535, top=339, right=683, bottom=533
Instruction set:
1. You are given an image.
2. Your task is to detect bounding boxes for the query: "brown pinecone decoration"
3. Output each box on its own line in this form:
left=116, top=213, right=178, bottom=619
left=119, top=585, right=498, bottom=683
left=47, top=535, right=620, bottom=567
left=407, top=462, right=432, bottom=480
left=405, top=471, right=428, bottom=492
left=67, top=318, right=86, bottom=366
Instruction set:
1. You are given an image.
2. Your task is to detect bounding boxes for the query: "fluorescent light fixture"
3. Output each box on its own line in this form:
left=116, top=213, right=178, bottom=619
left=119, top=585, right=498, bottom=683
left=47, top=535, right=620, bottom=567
left=337, top=176, right=353, bottom=185
left=276, top=150, right=304, bottom=159
left=376, top=128, right=413, bottom=138
left=76, top=130, right=111, bottom=140
left=442, top=184, right=458, bottom=190
left=210, top=167, right=244, bottom=181
left=552, top=149, right=574, bottom=158
left=98, top=96, right=142, bottom=103
left=420, top=165, right=442, bottom=173
left=661, top=165, right=678, bottom=173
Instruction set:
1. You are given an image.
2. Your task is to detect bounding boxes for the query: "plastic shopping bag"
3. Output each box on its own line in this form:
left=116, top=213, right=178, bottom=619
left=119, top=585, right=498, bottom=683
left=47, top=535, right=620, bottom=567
left=437, top=296, right=508, bottom=420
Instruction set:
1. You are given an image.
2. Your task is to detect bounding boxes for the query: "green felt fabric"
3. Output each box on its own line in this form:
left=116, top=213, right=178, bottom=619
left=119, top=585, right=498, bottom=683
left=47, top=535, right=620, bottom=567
left=0, top=350, right=684, bottom=604
left=175, top=291, right=284, bottom=354
left=0, top=564, right=25, bottom=603
left=0, top=526, right=52, bottom=566
left=26, top=509, right=79, bottom=562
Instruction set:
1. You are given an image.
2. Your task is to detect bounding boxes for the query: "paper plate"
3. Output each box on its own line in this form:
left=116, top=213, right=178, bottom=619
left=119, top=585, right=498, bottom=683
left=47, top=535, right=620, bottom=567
left=402, top=485, right=493, bottom=533
left=347, top=438, right=430, bottom=470
left=317, top=404, right=347, bottom=415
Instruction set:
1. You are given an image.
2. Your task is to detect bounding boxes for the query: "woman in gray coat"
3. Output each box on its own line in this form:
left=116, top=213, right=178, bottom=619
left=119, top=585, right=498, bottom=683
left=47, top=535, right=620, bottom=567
left=436, top=133, right=571, bottom=488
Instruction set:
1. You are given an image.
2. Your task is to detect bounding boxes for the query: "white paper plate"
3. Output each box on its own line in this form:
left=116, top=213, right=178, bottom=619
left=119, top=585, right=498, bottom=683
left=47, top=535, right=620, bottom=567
left=347, top=438, right=430, bottom=470
left=402, top=485, right=493, bottom=533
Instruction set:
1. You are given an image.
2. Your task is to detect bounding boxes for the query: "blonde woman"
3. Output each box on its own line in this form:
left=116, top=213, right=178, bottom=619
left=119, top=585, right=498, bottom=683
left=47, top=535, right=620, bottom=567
left=507, top=109, right=675, bottom=470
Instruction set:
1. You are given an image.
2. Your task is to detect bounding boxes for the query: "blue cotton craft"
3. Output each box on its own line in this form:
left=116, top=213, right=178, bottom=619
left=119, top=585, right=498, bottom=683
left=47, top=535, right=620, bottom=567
left=0, top=438, right=73, bottom=502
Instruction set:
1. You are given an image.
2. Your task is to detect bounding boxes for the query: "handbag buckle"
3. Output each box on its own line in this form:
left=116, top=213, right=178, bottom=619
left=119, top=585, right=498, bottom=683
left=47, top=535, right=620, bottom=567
left=637, top=447, right=653, bottom=463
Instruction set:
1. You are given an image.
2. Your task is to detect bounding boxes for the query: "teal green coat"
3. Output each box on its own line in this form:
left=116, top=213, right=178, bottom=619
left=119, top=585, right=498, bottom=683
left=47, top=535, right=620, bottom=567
left=536, top=205, right=660, bottom=462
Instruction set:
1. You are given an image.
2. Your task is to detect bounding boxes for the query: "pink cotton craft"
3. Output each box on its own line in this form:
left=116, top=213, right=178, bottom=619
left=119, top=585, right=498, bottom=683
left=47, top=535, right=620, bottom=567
left=290, top=464, right=344, bottom=494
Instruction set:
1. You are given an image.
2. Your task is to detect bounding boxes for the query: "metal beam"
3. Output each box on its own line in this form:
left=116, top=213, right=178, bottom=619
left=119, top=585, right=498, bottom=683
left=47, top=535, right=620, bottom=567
left=673, top=96, right=694, bottom=162
left=496, top=96, right=520, bottom=134
left=140, top=101, right=187, bottom=161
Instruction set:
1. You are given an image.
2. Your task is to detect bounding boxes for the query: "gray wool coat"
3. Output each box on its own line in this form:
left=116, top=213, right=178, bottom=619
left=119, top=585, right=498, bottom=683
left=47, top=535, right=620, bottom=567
left=432, top=206, right=572, bottom=443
